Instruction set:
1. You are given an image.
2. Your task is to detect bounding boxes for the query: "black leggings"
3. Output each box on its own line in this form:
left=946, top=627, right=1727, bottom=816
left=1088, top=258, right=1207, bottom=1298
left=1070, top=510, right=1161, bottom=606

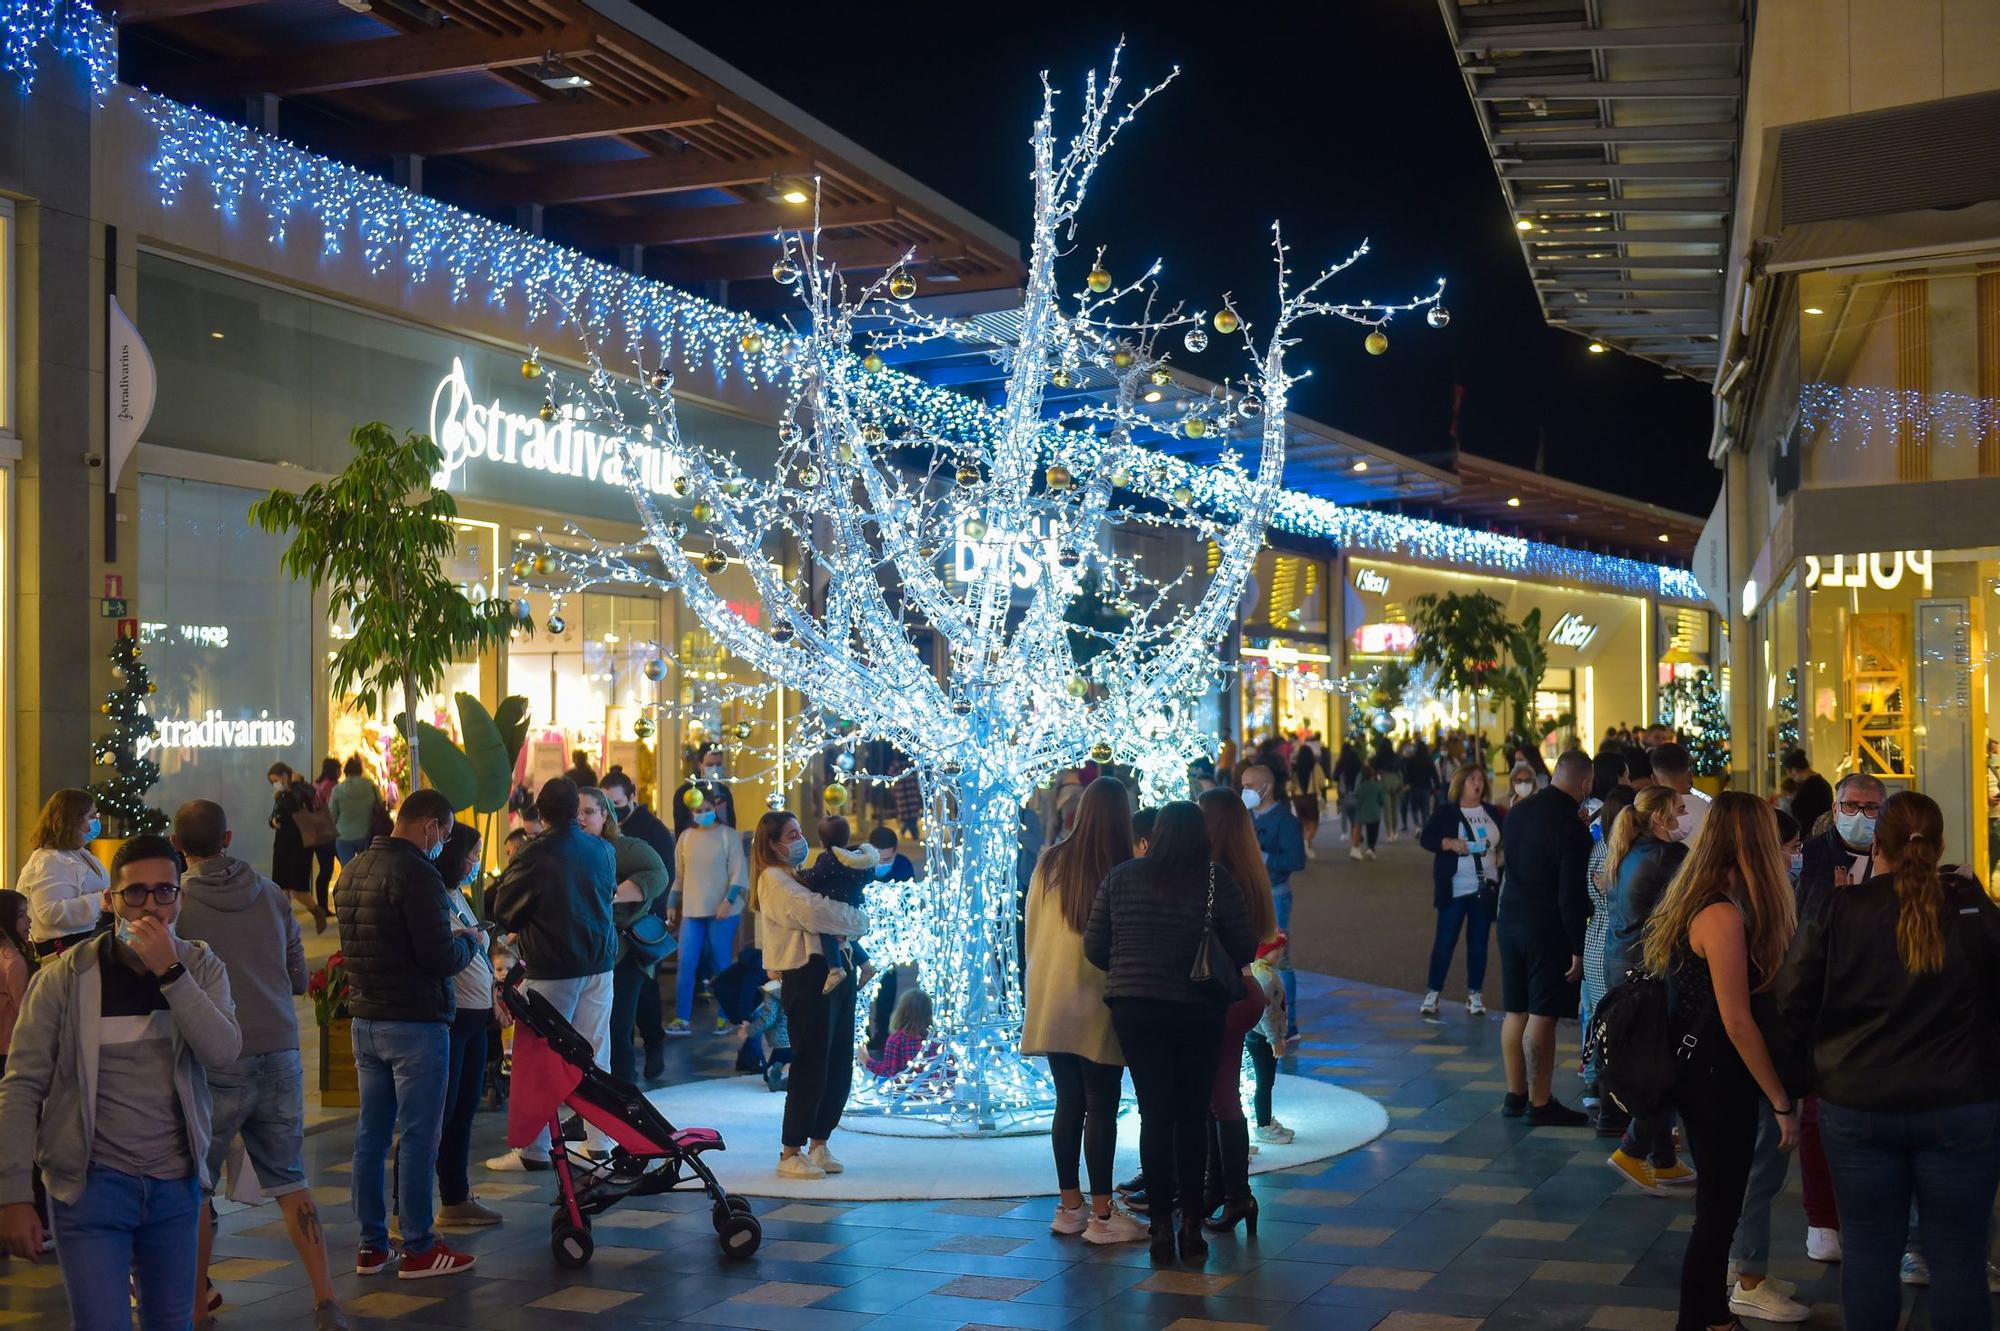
left=1674, top=1051, right=1759, bottom=1331
left=1046, top=1053, right=1123, bottom=1195
left=312, top=844, right=335, bottom=912
left=1110, top=1000, right=1224, bottom=1217
left=1246, top=1030, right=1277, bottom=1126
left=779, top=956, right=856, bottom=1149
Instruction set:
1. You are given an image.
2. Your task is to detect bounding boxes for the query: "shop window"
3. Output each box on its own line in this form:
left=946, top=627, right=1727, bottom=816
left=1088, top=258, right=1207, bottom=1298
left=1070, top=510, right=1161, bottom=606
left=506, top=589, right=663, bottom=805
left=139, top=475, right=317, bottom=871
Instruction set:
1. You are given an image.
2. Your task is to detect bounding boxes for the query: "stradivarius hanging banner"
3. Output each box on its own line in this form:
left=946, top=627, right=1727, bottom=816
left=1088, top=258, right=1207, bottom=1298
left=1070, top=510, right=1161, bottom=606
left=107, top=294, right=155, bottom=493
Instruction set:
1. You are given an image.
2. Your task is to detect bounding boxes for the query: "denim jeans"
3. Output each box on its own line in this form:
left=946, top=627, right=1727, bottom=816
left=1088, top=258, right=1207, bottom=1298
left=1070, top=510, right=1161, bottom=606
left=522, top=972, right=614, bottom=1156
left=674, top=915, right=740, bottom=1023
left=1728, top=1098, right=1790, bottom=1272
left=1819, top=1098, right=2000, bottom=1331
left=1426, top=893, right=1491, bottom=994
left=52, top=1165, right=201, bottom=1331
left=203, top=1048, right=308, bottom=1197
left=351, top=1018, right=449, bottom=1254
left=1270, top=880, right=1297, bottom=1036
left=333, top=836, right=370, bottom=866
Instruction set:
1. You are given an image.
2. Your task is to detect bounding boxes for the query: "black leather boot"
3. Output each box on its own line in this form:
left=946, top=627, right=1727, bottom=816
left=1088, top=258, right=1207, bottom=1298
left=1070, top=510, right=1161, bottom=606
left=1176, top=1212, right=1210, bottom=1262
left=1201, top=1117, right=1223, bottom=1220
left=1148, top=1210, right=1177, bottom=1262
left=1203, top=1119, right=1259, bottom=1235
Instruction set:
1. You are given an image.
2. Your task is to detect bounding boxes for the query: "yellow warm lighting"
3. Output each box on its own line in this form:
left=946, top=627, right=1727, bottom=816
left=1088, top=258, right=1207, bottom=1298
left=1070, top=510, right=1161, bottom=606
left=1657, top=533, right=1670, bottom=543
left=1351, top=460, right=1368, bottom=473
left=1515, top=218, right=1535, bottom=232
left=780, top=187, right=809, bottom=205
left=1143, top=389, right=1163, bottom=403
left=1803, top=306, right=1825, bottom=316
left=1587, top=342, right=1608, bottom=354
left=1505, top=496, right=1521, bottom=508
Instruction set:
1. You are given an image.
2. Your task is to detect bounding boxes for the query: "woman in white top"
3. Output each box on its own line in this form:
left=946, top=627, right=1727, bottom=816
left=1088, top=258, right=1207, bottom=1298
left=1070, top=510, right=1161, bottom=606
left=1416, top=763, right=1505, bottom=1018
left=18, top=788, right=109, bottom=953
left=750, top=810, right=867, bottom=1181
left=668, top=794, right=749, bottom=1037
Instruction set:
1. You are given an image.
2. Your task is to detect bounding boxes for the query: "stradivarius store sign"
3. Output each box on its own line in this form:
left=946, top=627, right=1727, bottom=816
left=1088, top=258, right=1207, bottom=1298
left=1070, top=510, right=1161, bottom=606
left=428, top=357, right=684, bottom=497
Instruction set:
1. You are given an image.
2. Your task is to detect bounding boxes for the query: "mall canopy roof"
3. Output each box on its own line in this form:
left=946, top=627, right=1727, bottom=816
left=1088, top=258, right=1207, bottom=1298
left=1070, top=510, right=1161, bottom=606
left=109, top=0, right=1025, bottom=296
left=1434, top=0, right=1746, bottom=382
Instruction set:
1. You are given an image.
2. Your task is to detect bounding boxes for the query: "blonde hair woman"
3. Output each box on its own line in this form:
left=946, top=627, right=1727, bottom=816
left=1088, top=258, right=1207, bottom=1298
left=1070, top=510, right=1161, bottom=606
left=17, top=789, right=107, bottom=952
left=1638, top=792, right=1798, bottom=1331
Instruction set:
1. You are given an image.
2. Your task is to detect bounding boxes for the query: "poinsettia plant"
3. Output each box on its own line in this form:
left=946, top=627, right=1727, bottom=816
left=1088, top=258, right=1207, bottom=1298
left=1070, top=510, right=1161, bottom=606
left=308, top=951, right=349, bottom=1026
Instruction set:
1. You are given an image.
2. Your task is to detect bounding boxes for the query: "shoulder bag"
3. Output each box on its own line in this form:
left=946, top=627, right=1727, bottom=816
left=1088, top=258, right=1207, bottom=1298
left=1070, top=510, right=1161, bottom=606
left=292, top=788, right=337, bottom=849
left=1189, top=865, right=1246, bottom=1006
left=621, top=912, right=677, bottom=969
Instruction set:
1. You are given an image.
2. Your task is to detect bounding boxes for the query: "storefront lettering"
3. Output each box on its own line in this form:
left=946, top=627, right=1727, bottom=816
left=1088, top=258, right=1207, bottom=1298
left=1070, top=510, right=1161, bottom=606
left=1803, top=550, right=1933, bottom=594
left=1351, top=622, right=1417, bottom=655
left=428, top=358, right=684, bottom=498
left=955, top=514, right=1061, bottom=590
left=1547, top=612, right=1599, bottom=649
left=140, top=709, right=297, bottom=756
left=140, top=621, right=230, bottom=650
left=1353, top=568, right=1390, bottom=595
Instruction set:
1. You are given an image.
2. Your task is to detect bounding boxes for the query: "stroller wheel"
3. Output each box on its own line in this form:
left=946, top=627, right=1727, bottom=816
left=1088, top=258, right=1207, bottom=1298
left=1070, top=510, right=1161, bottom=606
left=717, top=1213, right=761, bottom=1260
left=711, top=1194, right=755, bottom=1232
left=551, top=1221, right=594, bottom=1269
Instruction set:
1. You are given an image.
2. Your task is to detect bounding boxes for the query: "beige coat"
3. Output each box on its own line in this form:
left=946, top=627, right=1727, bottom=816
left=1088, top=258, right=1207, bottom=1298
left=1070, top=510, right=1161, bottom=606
left=1020, top=862, right=1122, bottom=1066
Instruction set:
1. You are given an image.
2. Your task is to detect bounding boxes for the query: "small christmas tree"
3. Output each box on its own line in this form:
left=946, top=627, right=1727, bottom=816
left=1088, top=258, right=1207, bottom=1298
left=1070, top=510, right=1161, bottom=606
left=89, top=635, right=167, bottom=835
left=1664, top=668, right=1730, bottom=778
left=1776, top=666, right=1800, bottom=753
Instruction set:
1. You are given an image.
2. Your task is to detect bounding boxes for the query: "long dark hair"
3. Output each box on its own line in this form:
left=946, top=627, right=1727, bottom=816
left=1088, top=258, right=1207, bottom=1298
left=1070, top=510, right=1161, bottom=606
left=1198, top=789, right=1274, bottom=943
left=1040, top=777, right=1134, bottom=934
left=0, top=890, right=30, bottom=961
left=441, top=822, right=482, bottom=888
left=1143, top=801, right=1211, bottom=890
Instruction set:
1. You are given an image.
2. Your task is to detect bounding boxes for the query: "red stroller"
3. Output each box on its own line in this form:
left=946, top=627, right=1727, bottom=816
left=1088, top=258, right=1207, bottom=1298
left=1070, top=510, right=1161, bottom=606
left=498, top=965, right=760, bottom=1265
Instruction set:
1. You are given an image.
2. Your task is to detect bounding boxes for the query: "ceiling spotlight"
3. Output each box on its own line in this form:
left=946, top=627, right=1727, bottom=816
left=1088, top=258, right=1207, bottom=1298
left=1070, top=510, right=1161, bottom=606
left=1657, top=533, right=1671, bottom=543
left=1505, top=496, right=1521, bottom=508
left=1142, top=389, right=1163, bottom=403
left=781, top=186, right=809, bottom=205
left=1587, top=342, right=1607, bottom=354
left=1515, top=218, right=1535, bottom=232
left=534, top=50, right=591, bottom=90
left=1351, top=460, right=1369, bottom=473
left=1803, top=306, right=1825, bottom=316
left=209, top=330, right=224, bottom=339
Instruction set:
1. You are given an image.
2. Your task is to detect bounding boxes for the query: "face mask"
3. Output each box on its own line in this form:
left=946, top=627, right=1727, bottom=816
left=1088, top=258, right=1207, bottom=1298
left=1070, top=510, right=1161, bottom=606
left=1788, top=851, right=1804, bottom=884
left=874, top=862, right=892, bottom=879
left=786, top=839, right=809, bottom=868
left=84, top=817, right=102, bottom=844
left=1241, top=788, right=1264, bottom=811
left=694, top=810, right=717, bottom=828
left=114, top=915, right=140, bottom=948
left=1835, top=810, right=1875, bottom=848
left=703, top=768, right=723, bottom=782
left=426, top=833, right=445, bottom=862
left=1513, top=782, right=1534, bottom=798
left=1665, top=822, right=1692, bottom=844
left=610, top=803, right=627, bottom=823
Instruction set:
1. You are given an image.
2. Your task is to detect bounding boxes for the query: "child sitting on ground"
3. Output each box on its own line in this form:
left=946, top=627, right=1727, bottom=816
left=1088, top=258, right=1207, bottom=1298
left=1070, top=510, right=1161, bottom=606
left=863, top=988, right=935, bottom=1078
left=801, top=814, right=880, bottom=994
left=742, top=979, right=793, bottom=1091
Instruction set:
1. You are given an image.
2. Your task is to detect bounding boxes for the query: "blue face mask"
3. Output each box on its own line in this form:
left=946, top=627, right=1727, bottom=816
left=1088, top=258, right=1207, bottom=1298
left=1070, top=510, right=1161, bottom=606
left=84, top=817, right=102, bottom=844
left=426, top=832, right=444, bottom=862
left=873, top=862, right=892, bottom=879
left=786, top=838, right=809, bottom=868
left=694, top=810, right=717, bottom=828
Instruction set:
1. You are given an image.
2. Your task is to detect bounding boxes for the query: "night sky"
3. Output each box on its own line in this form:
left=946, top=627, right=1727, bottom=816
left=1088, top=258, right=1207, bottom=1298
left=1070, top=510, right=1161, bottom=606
left=648, top=3, right=1722, bottom=520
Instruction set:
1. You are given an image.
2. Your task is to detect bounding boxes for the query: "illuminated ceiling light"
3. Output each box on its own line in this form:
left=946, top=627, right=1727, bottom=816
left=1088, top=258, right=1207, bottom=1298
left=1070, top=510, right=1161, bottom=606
left=1351, top=460, right=1369, bottom=473
left=533, top=50, right=590, bottom=90
left=1514, top=218, right=1535, bottom=232
left=1142, top=389, right=1163, bottom=403
left=1657, top=533, right=1671, bottom=543
left=209, top=330, right=224, bottom=339
left=1505, top=496, right=1521, bottom=508
left=773, top=176, right=810, bottom=205
left=1803, top=306, right=1825, bottom=315
left=1587, top=342, right=1607, bottom=354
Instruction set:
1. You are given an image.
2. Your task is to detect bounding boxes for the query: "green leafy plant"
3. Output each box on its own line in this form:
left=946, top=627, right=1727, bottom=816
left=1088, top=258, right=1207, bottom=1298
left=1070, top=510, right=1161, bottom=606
left=250, top=422, right=517, bottom=787
left=1408, top=590, right=1511, bottom=739
left=1492, top=607, right=1551, bottom=742
left=396, top=693, right=532, bottom=912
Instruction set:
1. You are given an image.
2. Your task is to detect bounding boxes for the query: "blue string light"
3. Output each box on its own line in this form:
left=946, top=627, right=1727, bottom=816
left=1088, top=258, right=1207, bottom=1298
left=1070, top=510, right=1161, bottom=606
left=2, top=0, right=115, bottom=98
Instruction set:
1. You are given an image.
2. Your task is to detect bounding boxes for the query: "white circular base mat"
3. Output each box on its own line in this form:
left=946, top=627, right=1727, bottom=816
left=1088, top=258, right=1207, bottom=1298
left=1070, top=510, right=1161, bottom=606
left=644, top=1073, right=1387, bottom=1201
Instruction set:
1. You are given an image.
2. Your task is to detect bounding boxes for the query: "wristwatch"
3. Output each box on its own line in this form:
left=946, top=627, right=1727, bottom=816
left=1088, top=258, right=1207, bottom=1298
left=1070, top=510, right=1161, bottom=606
left=155, top=961, right=188, bottom=988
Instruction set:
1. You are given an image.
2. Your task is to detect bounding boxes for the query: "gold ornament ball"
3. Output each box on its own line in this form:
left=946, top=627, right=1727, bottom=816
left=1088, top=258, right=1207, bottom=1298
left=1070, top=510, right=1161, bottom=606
left=1172, top=485, right=1195, bottom=505
left=537, top=400, right=556, bottom=423
left=1089, top=741, right=1114, bottom=763
left=682, top=786, right=706, bottom=810
left=798, top=464, right=821, bottom=486
left=722, top=476, right=748, bottom=497
left=1086, top=265, right=1112, bottom=294
left=1112, top=349, right=1135, bottom=369
left=734, top=721, right=753, bottom=740
left=823, top=782, right=849, bottom=810
left=740, top=330, right=765, bottom=355
left=509, top=559, right=529, bottom=579
left=633, top=716, right=655, bottom=741
left=146, top=683, right=156, bottom=694
left=1182, top=416, right=1207, bottom=439
left=1066, top=675, right=1090, bottom=699
left=532, top=554, right=555, bottom=576
left=1109, top=466, right=1132, bottom=487
left=888, top=271, right=918, bottom=300
left=1050, top=366, right=1075, bottom=389
left=964, top=516, right=989, bottom=541
left=837, top=441, right=856, bottom=463
left=955, top=463, right=981, bottom=487
left=702, top=549, right=729, bottom=575
left=648, top=369, right=668, bottom=391
left=860, top=422, right=886, bottom=444
left=862, top=352, right=886, bottom=374
left=520, top=358, right=543, bottom=380
left=690, top=501, right=714, bottom=523
left=100, top=702, right=111, bottom=714
left=671, top=475, right=691, bottom=497
left=1364, top=329, right=1389, bottom=356
left=1149, top=366, right=1172, bottom=387
left=1045, top=464, right=1073, bottom=491
left=1213, top=308, right=1241, bottom=335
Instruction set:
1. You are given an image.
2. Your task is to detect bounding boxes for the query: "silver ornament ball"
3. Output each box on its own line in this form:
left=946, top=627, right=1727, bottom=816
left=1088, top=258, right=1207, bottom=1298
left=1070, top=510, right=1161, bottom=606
left=1427, top=305, right=1451, bottom=330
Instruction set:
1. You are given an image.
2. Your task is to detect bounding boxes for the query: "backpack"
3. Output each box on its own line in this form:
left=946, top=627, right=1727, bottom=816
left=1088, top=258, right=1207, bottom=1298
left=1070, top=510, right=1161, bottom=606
left=1585, top=966, right=1716, bottom=1119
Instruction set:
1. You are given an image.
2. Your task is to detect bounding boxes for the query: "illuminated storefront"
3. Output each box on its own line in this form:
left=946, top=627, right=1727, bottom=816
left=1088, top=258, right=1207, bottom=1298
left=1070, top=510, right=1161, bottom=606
left=1237, top=547, right=1337, bottom=745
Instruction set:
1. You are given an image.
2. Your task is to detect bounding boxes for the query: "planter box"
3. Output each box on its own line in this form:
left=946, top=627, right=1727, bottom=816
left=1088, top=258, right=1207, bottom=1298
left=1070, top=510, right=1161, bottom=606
left=318, top=1017, right=359, bottom=1108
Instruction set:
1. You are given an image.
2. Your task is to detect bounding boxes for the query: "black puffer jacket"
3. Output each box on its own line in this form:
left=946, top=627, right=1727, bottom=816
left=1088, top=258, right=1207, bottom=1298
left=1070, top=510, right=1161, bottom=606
left=489, top=821, right=618, bottom=980
left=334, top=836, right=474, bottom=1023
left=1605, top=836, right=1687, bottom=977
left=1084, top=858, right=1256, bottom=1005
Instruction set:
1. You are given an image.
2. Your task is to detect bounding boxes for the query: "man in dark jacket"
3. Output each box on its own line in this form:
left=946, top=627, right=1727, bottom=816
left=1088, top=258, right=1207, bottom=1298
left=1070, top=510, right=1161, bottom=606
left=332, top=788, right=478, bottom=1279
left=672, top=745, right=736, bottom=834
left=600, top=770, right=673, bottom=1076
left=1797, top=772, right=1885, bottom=924
left=1495, top=749, right=1593, bottom=1126
left=485, top=778, right=617, bottom=1170
left=1782, top=748, right=1835, bottom=845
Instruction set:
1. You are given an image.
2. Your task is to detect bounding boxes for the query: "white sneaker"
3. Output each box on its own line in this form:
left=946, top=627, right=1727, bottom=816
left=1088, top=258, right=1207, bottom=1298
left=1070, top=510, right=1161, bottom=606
left=1254, top=1120, right=1296, bottom=1145
left=1806, top=1225, right=1843, bottom=1262
left=1466, top=993, right=1487, bottom=1017
left=1364, top=848, right=1376, bottom=860
left=1729, top=1278, right=1809, bottom=1323
left=1349, top=847, right=1364, bottom=861
left=483, top=1150, right=551, bottom=1173
left=1303, top=846, right=1317, bottom=860
left=776, top=1152, right=826, bottom=1180
left=806, top=1143, right=844, bottom=1175
left=1901, top=1253, right=1929, bottom=1285
left=1083, top=1208, right=1149, bottom=1245
left=1049, top=1202, right=1090, bottom=1236
left=1419, top=990, right=1441, bottom=1017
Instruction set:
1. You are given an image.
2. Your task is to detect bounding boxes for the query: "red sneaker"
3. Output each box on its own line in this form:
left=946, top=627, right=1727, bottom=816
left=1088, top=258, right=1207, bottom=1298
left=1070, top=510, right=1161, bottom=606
left=355, top=1247, right=395, bottom=1276
left=397, top=1241, right=477, bottom=1280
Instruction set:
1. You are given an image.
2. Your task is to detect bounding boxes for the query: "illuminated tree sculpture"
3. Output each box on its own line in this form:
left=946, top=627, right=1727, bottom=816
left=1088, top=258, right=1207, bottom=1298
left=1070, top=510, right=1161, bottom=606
left=522, top=52, right=1442, bottom=1130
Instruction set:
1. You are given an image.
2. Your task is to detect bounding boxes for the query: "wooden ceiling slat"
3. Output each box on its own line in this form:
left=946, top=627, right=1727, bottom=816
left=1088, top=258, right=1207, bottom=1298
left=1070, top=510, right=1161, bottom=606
left=153, top=24, right=597, bottom=98
left=564, top=200, right=896, bottom=248
left=323, top=95, right=716, bottom=157
left=666, top=240, right=967, bottom=283
left=108, top=0, right=271, bottom=21
left=455, top=150, right=813, bottom=208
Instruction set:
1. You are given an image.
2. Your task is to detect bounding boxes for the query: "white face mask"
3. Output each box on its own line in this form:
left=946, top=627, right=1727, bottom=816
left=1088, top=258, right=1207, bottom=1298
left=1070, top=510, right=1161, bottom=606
left=1512, top=782, right=1534, bottom=799
left=1241, top=787, right=1264, bottom=811
left=1665, top=822, right=1692, bottom=844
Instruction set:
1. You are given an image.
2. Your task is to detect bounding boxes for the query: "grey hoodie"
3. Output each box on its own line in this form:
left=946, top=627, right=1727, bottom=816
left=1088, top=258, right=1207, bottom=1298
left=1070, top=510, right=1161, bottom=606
left=176, top=855, right=307, bottom=1056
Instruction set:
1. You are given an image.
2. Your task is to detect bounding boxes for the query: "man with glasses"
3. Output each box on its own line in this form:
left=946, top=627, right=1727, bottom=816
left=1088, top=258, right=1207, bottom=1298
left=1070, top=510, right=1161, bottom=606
left=0, top=834, right=243, bottom=1329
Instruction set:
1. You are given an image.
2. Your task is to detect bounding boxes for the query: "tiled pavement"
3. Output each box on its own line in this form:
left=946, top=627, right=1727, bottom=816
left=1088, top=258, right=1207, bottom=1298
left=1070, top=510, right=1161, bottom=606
left=2, top=963, right=1920, bottom=1330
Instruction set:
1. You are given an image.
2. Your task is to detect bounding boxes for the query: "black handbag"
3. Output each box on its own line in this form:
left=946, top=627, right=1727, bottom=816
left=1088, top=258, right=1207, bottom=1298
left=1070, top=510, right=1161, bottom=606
left=1189, top=866, right=1246, bottom=1006
left=620, top=912, right=677, bottom=969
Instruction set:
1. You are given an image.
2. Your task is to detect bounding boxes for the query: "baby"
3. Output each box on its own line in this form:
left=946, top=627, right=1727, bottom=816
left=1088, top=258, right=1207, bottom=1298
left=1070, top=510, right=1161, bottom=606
left=800, top=814, right=879, bottom=995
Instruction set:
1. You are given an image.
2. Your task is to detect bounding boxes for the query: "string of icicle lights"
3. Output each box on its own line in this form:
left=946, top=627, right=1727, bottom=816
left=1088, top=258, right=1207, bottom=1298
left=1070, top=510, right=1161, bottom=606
left=1, top=0, right=114, bottom=98
left=129, top=87, right=1704, bottom=603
